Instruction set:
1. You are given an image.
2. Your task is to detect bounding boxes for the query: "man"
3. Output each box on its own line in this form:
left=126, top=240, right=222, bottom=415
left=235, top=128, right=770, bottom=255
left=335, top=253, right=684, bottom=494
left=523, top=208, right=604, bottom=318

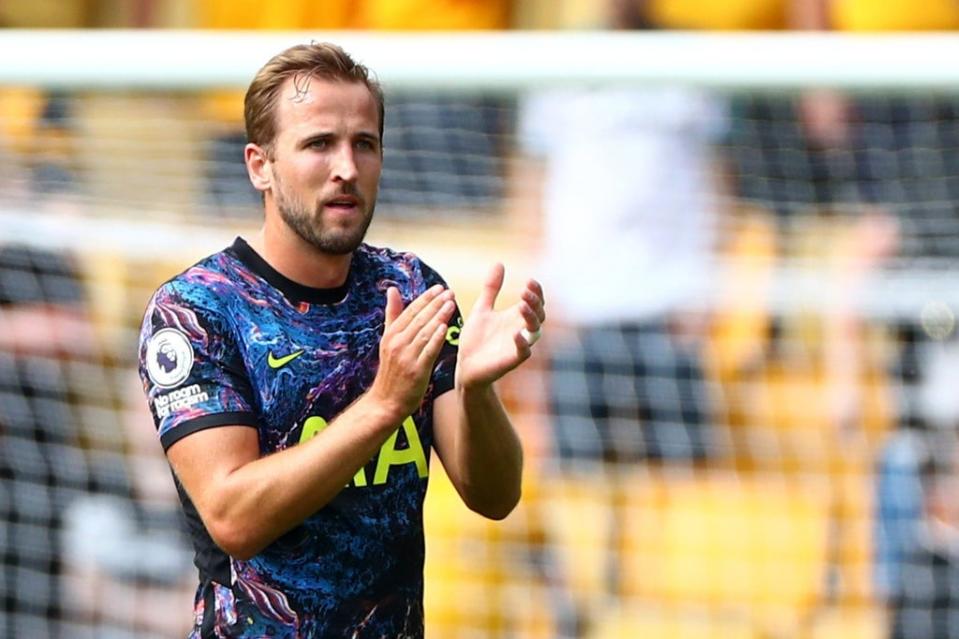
left=137, top=42, right=544, bottom=638
left=512, top=2, right=722, bottom=633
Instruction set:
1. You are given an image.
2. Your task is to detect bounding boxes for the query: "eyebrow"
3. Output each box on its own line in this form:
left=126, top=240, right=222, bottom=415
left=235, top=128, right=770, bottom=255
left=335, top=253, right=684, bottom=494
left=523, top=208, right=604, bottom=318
left=299, top=133, right=333, bottom=148
left=298, top=131, right=380, bottom=148
left=355, top=132, right=380, bottom=145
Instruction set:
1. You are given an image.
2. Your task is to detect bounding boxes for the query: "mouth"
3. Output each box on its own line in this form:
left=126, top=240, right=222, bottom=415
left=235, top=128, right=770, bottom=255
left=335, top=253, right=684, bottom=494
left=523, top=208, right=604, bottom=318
left=324, top=195, right=360, bottom=212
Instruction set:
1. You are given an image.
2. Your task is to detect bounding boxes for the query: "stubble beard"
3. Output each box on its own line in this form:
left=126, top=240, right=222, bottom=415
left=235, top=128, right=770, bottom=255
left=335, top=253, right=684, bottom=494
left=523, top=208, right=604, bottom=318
left=274, top=179, right=375, bottom=256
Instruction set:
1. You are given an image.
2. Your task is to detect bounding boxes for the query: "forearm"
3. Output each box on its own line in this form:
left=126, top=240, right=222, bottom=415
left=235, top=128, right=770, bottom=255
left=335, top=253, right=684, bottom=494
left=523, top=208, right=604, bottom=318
left=444, top=383, right=523, bottom=520
left=185, top=395, right=401, bottom=559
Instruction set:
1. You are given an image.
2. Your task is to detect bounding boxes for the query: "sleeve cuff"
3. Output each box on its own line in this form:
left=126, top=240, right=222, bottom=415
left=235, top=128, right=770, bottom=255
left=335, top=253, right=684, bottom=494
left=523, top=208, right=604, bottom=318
left=432, top=370, right=456, bottom=398
left=160, top=411, right=259, bottom=451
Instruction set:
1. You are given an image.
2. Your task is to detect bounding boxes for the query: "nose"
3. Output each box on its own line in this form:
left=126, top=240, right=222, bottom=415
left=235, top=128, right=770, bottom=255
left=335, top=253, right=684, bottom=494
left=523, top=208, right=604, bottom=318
left=332, top=144, right=358, bottom=183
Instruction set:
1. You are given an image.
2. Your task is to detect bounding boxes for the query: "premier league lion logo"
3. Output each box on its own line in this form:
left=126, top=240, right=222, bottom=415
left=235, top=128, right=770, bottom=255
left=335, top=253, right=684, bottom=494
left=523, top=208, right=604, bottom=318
left=146, top=329, right=194, bottom=388
left=156, top=341, right=179, bottom=374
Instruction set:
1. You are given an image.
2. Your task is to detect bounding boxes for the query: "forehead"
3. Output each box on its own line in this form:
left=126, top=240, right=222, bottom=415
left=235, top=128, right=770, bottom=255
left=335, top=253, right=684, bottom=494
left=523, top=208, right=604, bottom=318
left=273, top=75, right=379, bottom=138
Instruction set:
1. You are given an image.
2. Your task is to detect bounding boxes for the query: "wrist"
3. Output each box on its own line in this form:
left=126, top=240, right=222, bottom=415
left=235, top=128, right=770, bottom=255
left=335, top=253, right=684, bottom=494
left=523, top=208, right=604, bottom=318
left=355, top=392, right=407, bottom=433
left=456, top=376, right=495, bottom=399
left=454, top=360, right=494, bottom=394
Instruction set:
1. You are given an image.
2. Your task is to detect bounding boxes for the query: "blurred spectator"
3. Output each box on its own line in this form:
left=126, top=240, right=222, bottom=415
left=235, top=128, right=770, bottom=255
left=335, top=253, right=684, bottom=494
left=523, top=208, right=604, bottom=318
left=875, top=429, right=925, bottom=601
left=780, top=0, right=959, bottom=613
left=514, top=1, right=726, bottom=634
left=0, top=244, right=100, bottom=638
left=518, top=0, right=724, bottom=467
left=716, top=190, right=899, bottom=607
left=729, top=0, right=959, bottom=260
left=888, top=430, right=959, bottom=639
left=876, top=333, right=959, bottom=627
left=61, top=374, right=194, bottom=639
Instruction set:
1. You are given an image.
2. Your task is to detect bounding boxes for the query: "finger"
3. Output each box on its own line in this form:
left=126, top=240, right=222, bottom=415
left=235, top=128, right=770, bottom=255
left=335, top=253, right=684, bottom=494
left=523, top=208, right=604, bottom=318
left=473, top=263, right=505, bottom=313
left=513, top=330, right=533, bottom=360
left=519, top=301, right=541, bottom=331
left=384, top=287, right=403, bottom=328
left=403, top=292, right=455, bottom=342
left=521, top=289, right=546, bottom=324
left=526, top=279, right=545, bottom=307
left=416, top=318, right=453, bottom=368
left=390, top=284, right=445, bottom=334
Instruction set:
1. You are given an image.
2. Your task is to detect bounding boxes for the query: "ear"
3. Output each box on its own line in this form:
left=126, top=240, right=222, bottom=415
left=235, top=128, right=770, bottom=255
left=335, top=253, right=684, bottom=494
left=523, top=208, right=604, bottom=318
left=245, top=143, right=272, bottom=193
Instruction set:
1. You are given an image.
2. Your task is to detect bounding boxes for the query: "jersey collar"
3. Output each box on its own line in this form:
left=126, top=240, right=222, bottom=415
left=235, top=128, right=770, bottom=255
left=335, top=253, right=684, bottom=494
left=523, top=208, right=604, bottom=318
left=227, top=237, right=352, bottom=305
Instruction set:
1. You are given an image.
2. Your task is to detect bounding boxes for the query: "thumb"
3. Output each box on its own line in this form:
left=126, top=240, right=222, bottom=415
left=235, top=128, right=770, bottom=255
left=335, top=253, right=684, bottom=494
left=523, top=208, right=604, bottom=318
left=384, top=287, right=403, bottom=328
left=474, top=263, right=505, bottom=313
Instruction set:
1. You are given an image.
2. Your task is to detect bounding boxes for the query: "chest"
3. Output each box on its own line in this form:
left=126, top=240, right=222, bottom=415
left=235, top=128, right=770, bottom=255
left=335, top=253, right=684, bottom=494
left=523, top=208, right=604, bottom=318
left=237, top=301, right=385, bottom=444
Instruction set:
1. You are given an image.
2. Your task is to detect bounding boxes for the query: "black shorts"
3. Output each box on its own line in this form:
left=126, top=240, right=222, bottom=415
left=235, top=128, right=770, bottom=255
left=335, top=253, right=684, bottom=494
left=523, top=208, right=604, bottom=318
left=547, top=320, right=713, bottom=468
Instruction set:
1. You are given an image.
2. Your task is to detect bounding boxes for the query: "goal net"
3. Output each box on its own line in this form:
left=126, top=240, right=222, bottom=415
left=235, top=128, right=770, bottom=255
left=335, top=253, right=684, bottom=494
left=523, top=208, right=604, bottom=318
left=2, top=30, right=959, bottom=639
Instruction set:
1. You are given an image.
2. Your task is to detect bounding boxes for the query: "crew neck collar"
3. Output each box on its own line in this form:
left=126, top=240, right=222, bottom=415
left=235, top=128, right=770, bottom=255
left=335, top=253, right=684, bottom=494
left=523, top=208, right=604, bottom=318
left=227, top=237, right=352, bottom=305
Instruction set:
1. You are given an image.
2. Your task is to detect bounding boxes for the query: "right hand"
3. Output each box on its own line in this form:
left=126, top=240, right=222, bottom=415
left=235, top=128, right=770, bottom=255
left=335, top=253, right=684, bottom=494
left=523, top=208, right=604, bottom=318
left=368, top=284, right=456, bottom=420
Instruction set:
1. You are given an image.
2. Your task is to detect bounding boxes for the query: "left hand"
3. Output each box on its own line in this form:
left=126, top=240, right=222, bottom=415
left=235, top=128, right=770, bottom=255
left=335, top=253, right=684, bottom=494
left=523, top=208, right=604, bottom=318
left=456, top=263, right=546, bottom=389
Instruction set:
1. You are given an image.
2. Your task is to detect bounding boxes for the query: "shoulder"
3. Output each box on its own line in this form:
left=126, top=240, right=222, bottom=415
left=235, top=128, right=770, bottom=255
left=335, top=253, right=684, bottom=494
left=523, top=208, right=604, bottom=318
left=357, top=242, right=418, bottom=266
left=140, top=249, right=243, bottom=338
left=356, top=243, right=439, bottom=278
left=356, top=244, right=447, bottom=288
left=154, top=249, right=243, bottom=307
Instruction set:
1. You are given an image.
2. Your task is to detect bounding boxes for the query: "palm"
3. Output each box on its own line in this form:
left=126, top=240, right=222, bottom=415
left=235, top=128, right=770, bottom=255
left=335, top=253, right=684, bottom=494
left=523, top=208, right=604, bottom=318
left=456, top=264, right=545, bottom=389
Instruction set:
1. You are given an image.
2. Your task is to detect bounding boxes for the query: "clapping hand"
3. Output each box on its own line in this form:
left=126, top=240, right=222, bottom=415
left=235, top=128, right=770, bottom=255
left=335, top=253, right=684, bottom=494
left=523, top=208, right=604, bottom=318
left=455, top=263, right=546, bottom=390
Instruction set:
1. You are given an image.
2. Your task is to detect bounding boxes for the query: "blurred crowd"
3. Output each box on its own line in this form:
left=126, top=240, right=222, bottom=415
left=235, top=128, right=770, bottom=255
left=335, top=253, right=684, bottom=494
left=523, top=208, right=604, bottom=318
left=4, top=1, right=959, bottom=638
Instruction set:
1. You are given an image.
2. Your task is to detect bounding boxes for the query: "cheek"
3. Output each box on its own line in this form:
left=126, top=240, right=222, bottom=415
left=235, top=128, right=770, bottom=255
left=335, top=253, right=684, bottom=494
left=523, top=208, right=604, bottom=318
left=284, top=155, right=330, bottom=184
left=359, top=158, right=383, bottom=186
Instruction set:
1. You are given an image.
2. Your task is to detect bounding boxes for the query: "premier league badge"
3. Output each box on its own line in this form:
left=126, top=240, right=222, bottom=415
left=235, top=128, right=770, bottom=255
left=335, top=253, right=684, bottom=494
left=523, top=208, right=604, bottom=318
left=146, top=328, right=195, bottom=388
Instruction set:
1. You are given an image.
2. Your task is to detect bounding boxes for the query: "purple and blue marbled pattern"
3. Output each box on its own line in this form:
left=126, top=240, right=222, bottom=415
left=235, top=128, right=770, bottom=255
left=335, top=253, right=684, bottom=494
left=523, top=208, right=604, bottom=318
left=139, top=239, right=460, bottom=638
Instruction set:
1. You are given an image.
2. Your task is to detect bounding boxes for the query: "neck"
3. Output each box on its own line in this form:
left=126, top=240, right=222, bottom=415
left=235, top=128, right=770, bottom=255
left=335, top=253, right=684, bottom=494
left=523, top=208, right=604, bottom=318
left=248, top=216, right=353, bottom=289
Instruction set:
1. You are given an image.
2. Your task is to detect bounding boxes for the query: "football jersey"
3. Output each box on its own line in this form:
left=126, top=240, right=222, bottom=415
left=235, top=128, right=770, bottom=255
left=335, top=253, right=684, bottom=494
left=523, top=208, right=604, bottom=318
left=138, top=237, right=461, bottom=638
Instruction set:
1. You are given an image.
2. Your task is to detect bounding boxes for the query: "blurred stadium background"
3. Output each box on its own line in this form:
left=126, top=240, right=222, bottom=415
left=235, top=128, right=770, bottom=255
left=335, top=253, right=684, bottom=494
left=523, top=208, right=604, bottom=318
left=5, top=1, right=959, bottom=638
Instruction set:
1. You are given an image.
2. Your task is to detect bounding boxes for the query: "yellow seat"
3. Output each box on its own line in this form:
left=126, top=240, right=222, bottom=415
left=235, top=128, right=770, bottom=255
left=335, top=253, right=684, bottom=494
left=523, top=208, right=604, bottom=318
left=620, top=470, right=831, bottom=635
left=589, top=603, right=756, bottom=639
left=424, top=463, right=554, bottom=638
left=809, top=605, right=885, bottom=639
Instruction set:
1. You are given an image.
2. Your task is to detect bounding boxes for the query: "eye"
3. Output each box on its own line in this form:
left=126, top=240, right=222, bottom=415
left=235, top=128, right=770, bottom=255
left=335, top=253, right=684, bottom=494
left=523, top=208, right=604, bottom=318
left=356, top=138, right=378, bottom=152
left=309, top=138, right=329, bottom=150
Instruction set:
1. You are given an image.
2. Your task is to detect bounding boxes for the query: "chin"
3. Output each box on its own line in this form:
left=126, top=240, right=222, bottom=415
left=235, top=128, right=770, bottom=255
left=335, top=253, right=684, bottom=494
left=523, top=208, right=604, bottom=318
left=314, top=230, right=367, bottom=255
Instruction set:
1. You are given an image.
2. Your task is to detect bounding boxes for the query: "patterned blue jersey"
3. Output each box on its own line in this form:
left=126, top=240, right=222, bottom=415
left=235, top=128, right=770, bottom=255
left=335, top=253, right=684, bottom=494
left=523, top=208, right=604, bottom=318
left=138, top=238, right=462, bottom=638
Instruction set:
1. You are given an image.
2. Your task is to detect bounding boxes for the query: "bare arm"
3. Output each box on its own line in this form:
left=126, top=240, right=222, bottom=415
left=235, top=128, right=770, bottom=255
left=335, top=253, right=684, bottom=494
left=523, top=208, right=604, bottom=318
left=433, top=383, right=523, bottom=520
left=433, top=264, right=545, bottom=520
left=167, top=285, right=456, bottom=559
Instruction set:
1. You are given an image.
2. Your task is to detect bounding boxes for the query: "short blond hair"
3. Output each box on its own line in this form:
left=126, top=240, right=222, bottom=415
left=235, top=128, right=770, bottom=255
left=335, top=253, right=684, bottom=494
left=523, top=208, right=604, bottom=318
left=244, top=42, right=384, bottom=152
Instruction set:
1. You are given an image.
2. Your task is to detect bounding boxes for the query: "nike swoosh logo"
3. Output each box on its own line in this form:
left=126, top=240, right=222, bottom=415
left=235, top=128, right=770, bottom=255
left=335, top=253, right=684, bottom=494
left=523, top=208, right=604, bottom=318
left=268, top=350, right=304, bottom=369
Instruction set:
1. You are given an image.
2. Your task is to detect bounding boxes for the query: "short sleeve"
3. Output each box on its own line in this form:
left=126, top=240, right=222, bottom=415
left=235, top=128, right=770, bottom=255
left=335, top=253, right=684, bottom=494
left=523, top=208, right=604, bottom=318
left=138, top=282, right=259, bottom=451
left=418, top=260, right=462, bottom=397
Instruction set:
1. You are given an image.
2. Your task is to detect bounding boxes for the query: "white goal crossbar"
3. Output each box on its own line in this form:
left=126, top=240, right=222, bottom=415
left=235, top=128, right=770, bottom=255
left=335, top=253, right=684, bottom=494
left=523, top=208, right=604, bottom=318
left=0, top=30, right=958, bottom=91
